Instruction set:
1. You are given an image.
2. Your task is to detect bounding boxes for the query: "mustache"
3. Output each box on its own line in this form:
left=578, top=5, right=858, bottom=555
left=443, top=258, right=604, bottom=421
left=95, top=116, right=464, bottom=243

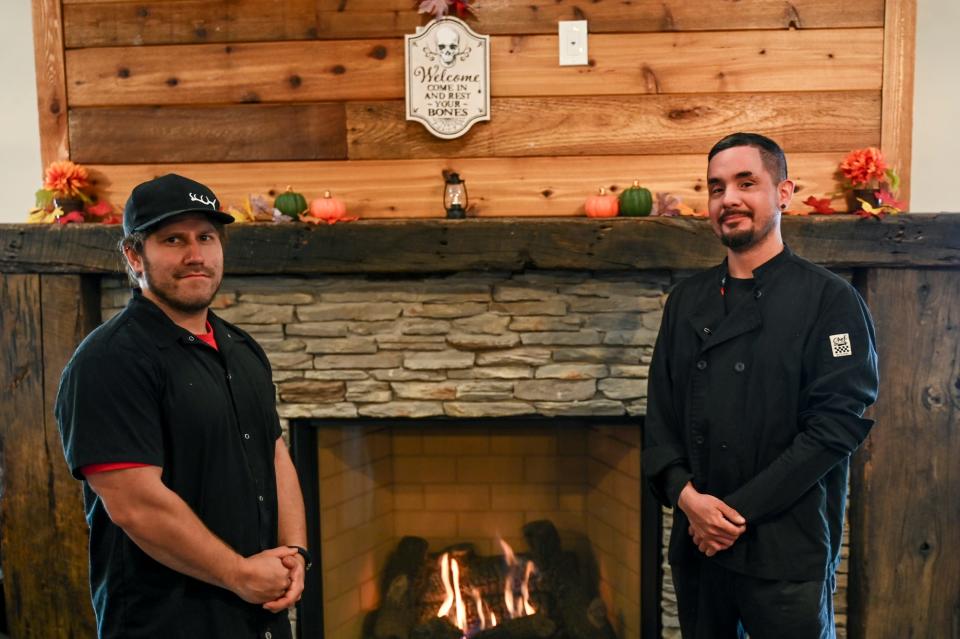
left=175, top=268, right=216, bottom=279
left=719, top=209, right=753, bottom=223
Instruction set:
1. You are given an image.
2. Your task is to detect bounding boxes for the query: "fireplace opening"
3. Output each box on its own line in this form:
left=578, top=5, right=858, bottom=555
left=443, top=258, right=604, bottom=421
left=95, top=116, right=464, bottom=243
left=288, top=418, right=660, bottom=639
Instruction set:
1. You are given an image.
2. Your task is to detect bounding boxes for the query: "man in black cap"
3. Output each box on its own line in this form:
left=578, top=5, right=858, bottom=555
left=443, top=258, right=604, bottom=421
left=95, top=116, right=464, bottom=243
left=56, top=174, right=309, bottom=638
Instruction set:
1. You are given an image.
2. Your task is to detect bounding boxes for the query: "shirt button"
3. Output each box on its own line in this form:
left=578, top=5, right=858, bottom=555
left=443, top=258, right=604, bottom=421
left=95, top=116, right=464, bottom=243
left=265, top=633, right=273, bottom=639
left=734, top=361, right=746, bottom=373
left=754, top=289, right=763, bottom=299
left=696, top=360, right=707, bottom=370
left=227, top=373, right=233, bottom=380
left=720, top=441, right=728, bottom=450
left=703, top=327, right=712, bottom=335
left=187, top=336, right=195, bottom=342
left=244, top=433, right=251, bottom=440
left=258, top=495, right=264, bottom=502
left=694, top=435, right=705, bottom=445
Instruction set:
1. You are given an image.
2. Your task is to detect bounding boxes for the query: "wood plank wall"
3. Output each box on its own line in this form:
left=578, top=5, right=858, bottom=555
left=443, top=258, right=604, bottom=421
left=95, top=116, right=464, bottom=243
left=34, top=0, right=911, bottom=218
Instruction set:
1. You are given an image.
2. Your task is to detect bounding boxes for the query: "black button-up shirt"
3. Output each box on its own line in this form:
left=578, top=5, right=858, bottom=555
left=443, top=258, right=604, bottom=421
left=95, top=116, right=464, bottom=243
left=643, top=247, right=879, bottom=581
left=56, top=291, right=291, bottom=638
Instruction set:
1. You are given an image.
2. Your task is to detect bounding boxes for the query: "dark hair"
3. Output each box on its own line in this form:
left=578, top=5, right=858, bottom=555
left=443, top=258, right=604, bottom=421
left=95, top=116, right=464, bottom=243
left=708, top=132, right=788, bottom=183
left=117, top=218, right=226, bottom=287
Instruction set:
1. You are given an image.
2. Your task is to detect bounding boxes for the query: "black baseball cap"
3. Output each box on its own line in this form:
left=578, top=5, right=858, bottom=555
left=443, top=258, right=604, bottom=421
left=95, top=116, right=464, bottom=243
left=123, top=173, right=234, bottom=236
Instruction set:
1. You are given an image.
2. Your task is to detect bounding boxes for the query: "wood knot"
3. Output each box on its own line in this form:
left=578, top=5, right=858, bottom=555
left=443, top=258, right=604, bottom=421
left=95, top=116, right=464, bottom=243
left=331, top=65, right=347, bottom=75
left=289, top=74, right=302, bottom=88
left=668, top=107, right=704, bottom=120
left=165, top=77, right=179, bottom=87
left=117, top=67, right=131, bottom=79
left=369, top=45, right=388, bottom=60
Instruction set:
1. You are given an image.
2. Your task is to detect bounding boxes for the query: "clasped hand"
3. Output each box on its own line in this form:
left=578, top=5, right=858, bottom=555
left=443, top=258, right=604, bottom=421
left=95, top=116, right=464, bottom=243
left=677, top=482, right=746, bottom=557
left=231, top=546, right=305, bottom=612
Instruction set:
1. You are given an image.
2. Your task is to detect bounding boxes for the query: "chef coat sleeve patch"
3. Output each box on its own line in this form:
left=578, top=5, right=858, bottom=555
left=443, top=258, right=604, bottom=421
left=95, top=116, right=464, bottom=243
left=829, top=333, right=852, bottom=357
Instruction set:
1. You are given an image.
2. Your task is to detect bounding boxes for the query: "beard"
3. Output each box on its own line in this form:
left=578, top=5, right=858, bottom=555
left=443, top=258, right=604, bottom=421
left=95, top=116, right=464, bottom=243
left=718, top=208, right=778, bottom=252
left=141, top=257, right=222, bottom=315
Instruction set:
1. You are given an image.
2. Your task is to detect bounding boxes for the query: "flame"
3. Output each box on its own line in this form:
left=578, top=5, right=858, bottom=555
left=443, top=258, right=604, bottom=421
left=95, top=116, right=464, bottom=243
left=437, top=553, right=454, bottom=618
left=452, top=558, right=467, bottom=631
left=434, top=541, right=537, bottom=638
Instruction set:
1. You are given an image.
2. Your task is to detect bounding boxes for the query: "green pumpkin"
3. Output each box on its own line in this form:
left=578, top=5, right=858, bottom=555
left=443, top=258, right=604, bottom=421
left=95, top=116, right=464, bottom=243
left=274, top=186, right=307, bottom=218
left=619, top=180, right=653, bottom=217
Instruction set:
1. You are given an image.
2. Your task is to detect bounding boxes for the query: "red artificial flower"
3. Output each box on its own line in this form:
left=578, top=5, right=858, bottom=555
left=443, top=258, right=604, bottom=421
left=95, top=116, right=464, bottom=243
left=839, top=147, right=888, bottom=187
left=56, top=211, right=86, bottom=225
left=451, top=0, right=476, bottom=18
left=802, top=196, right=838, bottom=215
left=44, top=160, right=90, bottom=197
left=85, top=200, right=114, bottom=218
left=875, top=187, right=906, bottom=212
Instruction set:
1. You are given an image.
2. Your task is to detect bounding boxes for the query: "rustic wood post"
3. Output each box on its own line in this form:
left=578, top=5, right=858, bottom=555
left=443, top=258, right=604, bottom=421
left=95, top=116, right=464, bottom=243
left=0, top=274, right=99, bottom=638
left=848, top=267, right=959, bottom=638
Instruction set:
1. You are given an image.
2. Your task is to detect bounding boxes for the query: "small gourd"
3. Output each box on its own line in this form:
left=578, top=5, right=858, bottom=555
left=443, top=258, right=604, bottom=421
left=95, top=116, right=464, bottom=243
left=305, top=191, right=347, bottom=224
left=618, top=180, right=653, bottom=217
left=585, top=187, right=619, bottom=218
left=274, top=186, right=307, bottom=218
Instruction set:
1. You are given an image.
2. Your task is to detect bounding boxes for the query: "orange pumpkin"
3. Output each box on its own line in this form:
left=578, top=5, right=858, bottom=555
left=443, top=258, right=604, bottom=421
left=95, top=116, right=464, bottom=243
left=301, top=191, right=349, bottom=224
left=585, top=187, right=619, bottom=218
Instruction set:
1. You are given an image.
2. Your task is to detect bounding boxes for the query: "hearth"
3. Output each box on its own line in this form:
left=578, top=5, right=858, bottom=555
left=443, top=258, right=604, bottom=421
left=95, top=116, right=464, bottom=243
left=288, top=418, right=656, bottom=639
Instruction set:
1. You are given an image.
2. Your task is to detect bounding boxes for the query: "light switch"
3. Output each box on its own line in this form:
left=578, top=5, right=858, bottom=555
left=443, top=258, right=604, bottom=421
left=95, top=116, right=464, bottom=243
left=558, top=20, right=588, bottom=66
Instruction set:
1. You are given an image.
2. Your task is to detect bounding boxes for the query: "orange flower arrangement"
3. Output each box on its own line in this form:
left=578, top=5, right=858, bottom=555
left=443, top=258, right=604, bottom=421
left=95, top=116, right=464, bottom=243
left=28, top=160, right=118, bottom=224
left=836, top=147, right=904, bottom=217
left=839, top=147, right=891, bottom=188
left=42, top=160, right=91, bottom=199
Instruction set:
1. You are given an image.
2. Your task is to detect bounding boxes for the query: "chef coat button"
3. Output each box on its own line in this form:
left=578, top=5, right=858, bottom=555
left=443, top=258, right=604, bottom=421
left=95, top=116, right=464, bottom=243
left=694, top=435, right=705, bottom=445
left=244, top=433, right=251, bottom=440
left=258, top=495, right=264, bottom=502
left=703, top=327, right=712, bottom=335
left=227, top=373, right=233, bottom=380
left=266, top=632, right=273, bottom=639
left=734, top=361, right=746, bottom=373
left=187, top=336, right=195, bottom=342
left=696, top=360, right=707, bottom=370
left=720, top=441, right=728, bottom=450
left=754, top=289, right=762, bottom=299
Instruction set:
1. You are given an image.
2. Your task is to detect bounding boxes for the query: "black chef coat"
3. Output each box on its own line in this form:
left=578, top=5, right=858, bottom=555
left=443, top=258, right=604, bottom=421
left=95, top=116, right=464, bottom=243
left=643, top=247, right=879, bottom=581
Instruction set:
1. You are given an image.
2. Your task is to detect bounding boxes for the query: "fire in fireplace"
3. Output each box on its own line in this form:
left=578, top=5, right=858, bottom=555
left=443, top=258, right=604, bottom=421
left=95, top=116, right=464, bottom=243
left=288, top=418, right=657, bottom=639
left=372, top=521, right=616, bottom=639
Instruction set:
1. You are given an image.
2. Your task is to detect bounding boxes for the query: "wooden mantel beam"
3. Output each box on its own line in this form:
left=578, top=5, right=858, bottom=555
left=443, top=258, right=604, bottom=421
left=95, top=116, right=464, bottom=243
left=1, top=214, right=958, bottom=275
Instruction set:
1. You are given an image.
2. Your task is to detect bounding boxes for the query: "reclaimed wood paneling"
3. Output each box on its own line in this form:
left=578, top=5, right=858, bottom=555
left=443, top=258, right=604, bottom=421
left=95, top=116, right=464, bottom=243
left=316, top=0, right=884, bottom=37
left=0, top=274, right=98, bottom=639
left=881, top=0, right=917, bottom=207
left=65, top=29, right=883, bottom=107
left=849, top=267, right=960, bottom=639
left=63, top=0, right=317, bottom=48
left=63, top=0, right=884, bottom=45
left=31, top=0, right=70, bottom=168
left=69, top=104, right=348, bottom=163
left=347, top=91, right=881, bottom=160
left=79, top=152, right=846, bottom=218
left=1, top=216, right=957, bottom=275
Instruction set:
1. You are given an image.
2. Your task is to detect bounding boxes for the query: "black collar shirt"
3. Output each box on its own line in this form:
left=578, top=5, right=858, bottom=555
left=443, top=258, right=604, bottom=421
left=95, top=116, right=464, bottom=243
left=643, top=247, right=880, bottom=581
left=56, top=291, right=290, bottom=639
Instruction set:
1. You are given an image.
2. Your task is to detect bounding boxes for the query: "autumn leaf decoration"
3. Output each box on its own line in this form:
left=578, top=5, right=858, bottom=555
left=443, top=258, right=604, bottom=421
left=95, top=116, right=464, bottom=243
left=802, top=196, right=838, bottom=215
left=417, top=0, right=476, bottom=19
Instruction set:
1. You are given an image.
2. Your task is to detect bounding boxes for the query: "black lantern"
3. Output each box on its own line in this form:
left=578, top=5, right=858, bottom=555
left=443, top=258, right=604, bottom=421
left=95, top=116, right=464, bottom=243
left=444, top=172, right=468, bottom=219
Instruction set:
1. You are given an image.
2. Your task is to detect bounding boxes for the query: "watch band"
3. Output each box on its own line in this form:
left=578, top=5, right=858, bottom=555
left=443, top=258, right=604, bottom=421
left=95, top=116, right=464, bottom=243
left=288, top=545, right=312, bottom=571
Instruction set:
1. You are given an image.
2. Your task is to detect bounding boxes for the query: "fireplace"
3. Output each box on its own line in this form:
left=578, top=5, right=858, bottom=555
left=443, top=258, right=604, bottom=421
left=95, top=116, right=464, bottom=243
left=288, top=418, right=657, bottom=639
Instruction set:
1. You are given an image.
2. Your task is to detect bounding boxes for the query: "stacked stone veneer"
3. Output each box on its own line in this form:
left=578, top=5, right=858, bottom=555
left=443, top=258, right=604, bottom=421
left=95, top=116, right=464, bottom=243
left=100, top=269, right=849, bottom=639
left=102, top=271, right=669, bottom=419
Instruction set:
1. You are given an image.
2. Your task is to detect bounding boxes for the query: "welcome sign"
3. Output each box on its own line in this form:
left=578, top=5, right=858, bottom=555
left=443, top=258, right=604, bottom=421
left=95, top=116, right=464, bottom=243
left=405, top=17, right=491, bottom=139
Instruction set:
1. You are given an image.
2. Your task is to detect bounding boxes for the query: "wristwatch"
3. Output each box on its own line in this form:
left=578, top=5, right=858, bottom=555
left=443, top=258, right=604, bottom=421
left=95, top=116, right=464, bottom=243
left=288, top=545, right=312, bottom=571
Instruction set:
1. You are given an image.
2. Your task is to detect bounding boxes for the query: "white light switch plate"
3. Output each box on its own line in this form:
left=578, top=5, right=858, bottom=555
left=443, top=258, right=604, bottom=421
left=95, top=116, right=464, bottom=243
left=558, top=20, right=588, bottom=66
